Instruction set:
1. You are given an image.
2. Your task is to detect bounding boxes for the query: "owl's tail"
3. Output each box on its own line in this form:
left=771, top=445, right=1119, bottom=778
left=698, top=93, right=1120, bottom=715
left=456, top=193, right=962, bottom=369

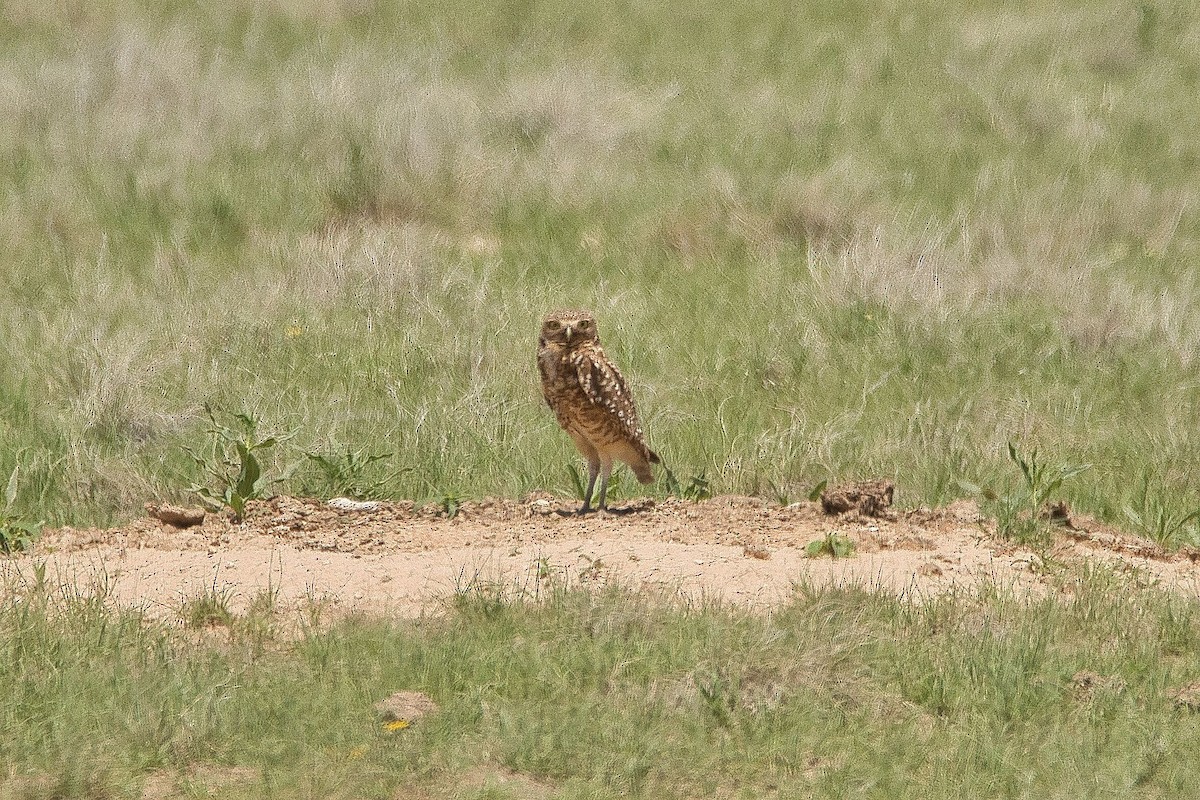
left=630, top=448, right=661, bottom=485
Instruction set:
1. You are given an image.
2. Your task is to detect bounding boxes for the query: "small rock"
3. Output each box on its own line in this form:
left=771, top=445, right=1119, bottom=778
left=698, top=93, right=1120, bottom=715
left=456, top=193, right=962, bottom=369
left=327, top=497, right=381, bottom=512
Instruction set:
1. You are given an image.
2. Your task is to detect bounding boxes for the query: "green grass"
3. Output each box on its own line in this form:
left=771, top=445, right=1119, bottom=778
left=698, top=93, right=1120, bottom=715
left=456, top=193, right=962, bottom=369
left=4, top=567, right=1200, bottom=798
left=2, top=0, right=1200, bottom=543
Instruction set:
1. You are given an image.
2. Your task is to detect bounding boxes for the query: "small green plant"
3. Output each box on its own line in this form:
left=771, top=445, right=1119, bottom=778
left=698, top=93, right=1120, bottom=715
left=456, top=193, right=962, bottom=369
left=664, top=469, right=714, bottom=501
left=0, top=466, right=43, bottom=554
left=766, top=478, right=827, bottom=507
left=682, top=474, right=713, bottom=501
left=535, top=557, right=556, bottom=581
left=235, top=592, right=278, bottom=655
left=766, top=478, right=790, bottom=506
left=1001, top=443, right=1089, bottom=542
left=578, top=554, right=605, bottom=582
left=185, top=405, right=291, bottom=521
left=440, top=491, right=465, bottom=519
left=305, top=448, right=406, bottom=500
left=804, top=531, right=856, bottom=559
left=696, top=670, right=738, bottom=728
left=1123, top=475, right=1200, bottom=548
left=1007, top=442, right=1090, bottom=517
left=180, top=582, right=235, bottom=628
left=451, top=567, right=511, bottom=620
left=960, top=443, right=1090, bottom=544
left=28, top=560, right=49, bottom=595
left=566, top=463, right=587, bottom=502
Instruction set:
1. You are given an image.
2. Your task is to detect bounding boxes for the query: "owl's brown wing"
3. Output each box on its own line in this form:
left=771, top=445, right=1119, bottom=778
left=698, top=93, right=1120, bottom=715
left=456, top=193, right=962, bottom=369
left=574, top=347, right=648, bottom=443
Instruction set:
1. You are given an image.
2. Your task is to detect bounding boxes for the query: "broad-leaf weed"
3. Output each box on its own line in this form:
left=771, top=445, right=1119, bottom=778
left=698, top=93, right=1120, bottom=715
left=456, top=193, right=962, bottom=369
left=184, top=405, right=292, bottom=520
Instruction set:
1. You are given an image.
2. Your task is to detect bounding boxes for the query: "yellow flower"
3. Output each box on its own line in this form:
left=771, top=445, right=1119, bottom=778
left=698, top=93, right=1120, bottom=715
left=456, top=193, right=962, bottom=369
left=349, top=745, right=368, bottom=759
left=384, top=719, right=410, bottom=732
left=285, top=325, right=304, bottom=339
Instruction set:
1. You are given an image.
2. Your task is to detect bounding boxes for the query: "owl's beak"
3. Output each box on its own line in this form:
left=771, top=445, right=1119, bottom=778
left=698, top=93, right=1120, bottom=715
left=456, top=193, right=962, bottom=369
left=565, top=326, right=573, bottom=342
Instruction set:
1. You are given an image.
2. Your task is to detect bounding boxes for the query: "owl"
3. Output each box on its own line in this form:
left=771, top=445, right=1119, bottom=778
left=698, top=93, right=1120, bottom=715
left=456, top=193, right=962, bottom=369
left=537, top=309, right=661, bottom=513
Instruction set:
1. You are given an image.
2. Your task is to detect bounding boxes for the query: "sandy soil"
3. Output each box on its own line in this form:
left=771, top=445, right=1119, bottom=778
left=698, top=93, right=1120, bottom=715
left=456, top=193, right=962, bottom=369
left=5, top=493, right=1200, bottom=619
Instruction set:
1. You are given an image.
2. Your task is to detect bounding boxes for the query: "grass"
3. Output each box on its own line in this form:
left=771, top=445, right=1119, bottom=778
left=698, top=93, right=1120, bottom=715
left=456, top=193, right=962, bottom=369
left=2, top=2, right=1200, bottom=538
left=3, top=567, right=1200, bottom=798
left=5, top=5, right=1200, bottom=794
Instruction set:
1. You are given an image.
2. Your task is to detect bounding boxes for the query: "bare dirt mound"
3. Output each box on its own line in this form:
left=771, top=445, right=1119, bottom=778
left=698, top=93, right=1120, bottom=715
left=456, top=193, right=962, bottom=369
left=6, top=493, right=1200, bottom=618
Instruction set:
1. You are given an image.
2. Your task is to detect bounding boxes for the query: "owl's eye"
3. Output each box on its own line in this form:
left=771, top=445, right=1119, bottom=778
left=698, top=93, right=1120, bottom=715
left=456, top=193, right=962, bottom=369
left=546, top=321, right=562, bottom=331
left=577, top=320, right=591, bottom=329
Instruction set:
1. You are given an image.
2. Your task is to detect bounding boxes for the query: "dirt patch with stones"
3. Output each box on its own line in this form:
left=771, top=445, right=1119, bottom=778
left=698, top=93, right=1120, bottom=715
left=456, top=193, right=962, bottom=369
left=5, top=493, right=1200, bottom=619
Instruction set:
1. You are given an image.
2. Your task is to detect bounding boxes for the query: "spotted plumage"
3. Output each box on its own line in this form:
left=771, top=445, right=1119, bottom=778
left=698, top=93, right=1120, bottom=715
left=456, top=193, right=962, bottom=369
left=537, top=309, right=660, bottom=513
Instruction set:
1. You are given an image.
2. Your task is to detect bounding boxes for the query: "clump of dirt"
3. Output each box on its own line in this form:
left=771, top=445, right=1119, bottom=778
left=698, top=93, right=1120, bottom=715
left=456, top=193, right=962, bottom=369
left=374, top=691, right=439, bottom=725
left=1170, top=681, right=1200, bottom=712
left=1071, top=670, right=1127, bottom=701
left=144, top=503, right=206, bottom=528
left=7, top=492, right=1200, bottom=618
left=820, top=480, right=895, bottom=517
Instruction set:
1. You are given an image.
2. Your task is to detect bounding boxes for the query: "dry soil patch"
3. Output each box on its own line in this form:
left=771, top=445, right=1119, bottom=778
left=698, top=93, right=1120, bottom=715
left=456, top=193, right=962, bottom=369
left=6, top=495, right=1200, bottom=618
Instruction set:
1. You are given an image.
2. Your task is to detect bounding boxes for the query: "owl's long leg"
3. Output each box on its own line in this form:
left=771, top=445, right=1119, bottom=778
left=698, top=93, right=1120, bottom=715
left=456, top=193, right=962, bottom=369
left=594, top=459, right=615, bottom=512
left=579, top=458, right=601, bottom=513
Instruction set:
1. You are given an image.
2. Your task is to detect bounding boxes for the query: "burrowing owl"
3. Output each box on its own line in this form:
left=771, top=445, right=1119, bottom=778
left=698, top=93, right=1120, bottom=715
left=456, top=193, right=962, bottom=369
left=537, top=309, right=661, bottom=513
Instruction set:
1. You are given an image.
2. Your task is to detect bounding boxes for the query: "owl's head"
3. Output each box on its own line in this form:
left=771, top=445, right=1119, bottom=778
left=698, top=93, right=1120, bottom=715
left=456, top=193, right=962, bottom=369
left=540, top=309, right=599, bottom=348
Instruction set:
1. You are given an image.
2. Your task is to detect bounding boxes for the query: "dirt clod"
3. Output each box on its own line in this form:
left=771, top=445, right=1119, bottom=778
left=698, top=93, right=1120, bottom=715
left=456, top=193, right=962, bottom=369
left=820, top=480, right=895, bottom=518
left=1071, top=670, right=1126, bottom=700
left=374, top=690, right=439, bottom=724
left=144, top=503, right=206, bottom=528
left=1041, top=500, right=1073, bottom=528
left=1169, top=681, right=1200, bottom=712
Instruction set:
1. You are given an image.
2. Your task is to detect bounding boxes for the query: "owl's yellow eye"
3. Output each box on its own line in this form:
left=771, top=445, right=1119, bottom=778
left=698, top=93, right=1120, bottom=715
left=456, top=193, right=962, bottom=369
left=546, top=321, right=562, bottom=331
left=577, top=320, right=591, bottom=329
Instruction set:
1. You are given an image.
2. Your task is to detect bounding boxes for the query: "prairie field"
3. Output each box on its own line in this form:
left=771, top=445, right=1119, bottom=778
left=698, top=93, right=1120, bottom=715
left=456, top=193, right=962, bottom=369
left=4, top=1, right=1200, bottom=797
left=2, top=0, right=1200, bottom=532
